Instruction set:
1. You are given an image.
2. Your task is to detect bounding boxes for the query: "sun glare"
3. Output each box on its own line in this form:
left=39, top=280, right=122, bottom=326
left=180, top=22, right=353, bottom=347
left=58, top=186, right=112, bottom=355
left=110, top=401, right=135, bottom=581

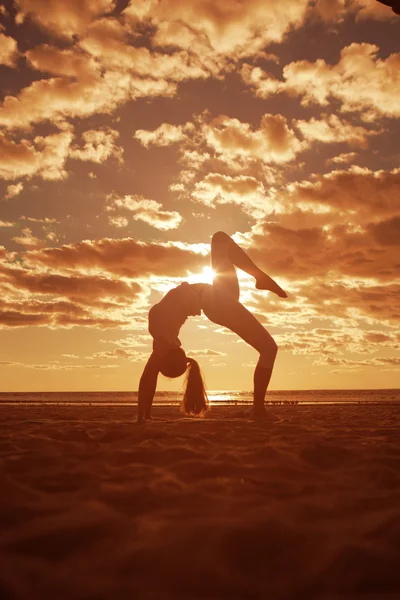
left=187, top=266, right=215, bottom=285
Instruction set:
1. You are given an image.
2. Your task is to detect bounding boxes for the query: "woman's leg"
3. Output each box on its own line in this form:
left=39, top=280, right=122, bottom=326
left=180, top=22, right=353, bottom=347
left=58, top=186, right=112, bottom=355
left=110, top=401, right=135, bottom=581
left=211, top=231, right=287, bottom=298
left=209, top=232, right=283, bottom=415
left=202, top=285, right=278, bottom=416
left=211, top=231, right=240, bottom=300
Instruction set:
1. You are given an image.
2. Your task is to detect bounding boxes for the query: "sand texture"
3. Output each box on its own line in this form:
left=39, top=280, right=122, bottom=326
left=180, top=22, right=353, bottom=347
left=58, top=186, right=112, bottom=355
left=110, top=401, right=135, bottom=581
left=1, top=403, right=400, bottom=600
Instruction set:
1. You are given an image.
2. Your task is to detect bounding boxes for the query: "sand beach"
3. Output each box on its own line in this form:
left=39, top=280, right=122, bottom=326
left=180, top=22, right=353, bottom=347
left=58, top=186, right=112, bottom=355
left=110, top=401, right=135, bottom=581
left=1, top=402, right=400, bottom=600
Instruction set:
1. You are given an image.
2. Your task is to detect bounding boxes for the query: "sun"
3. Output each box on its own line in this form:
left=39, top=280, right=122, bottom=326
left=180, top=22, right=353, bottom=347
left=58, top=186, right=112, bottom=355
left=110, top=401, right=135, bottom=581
left=187, top=266, right=215, bottom=285
left=202, top=266, right=215, bottom=284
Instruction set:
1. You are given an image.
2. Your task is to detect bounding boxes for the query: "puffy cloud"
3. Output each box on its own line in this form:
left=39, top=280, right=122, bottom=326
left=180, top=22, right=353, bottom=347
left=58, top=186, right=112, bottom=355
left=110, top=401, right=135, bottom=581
left=81, top=22, right=209, bottom=81
left=283, top=167, right=400, bottom=222
left=294, top=115, right=380, bottom=147
left=311, top=0, right=398, bottom=22
left=25, top=44, right=99, bottom=79
left=135, top=113, right=305, bottom=214
left=108, top=216, right=129, bottom=228
left=327, top=152, right=357, bottom=165
left=107, top=194, right=183, bottom=231
left=69, top=127, right=123, bottom=163
left=192, top=173, right=269, bottom=218
left=202, top=114, right=304, bottom=164
left=353, top=0, right=400, bottom=20
left=0, top=130, right=73, bottom=180
left=276, top=325, right=400, bottom=358
left=25, top=237, right=207, bottom=278
left=0, top=127, right=122, bottom=181
left=0, top=221, right=15, bottom=228
left=1, top=264, right=140, bottom=305
left=14, top=0, right=116, bottom=39
left=242, top=43, right=400, bottom=120
left=12, top=227, right=44, bottom=249
left=236, top=167, right=400, bottom=282
left=134, top=123, right=188, bottom=148
left=0, top=236, right=210, bottom=330
left=0, top=71, right=128, bottom=131
left=0, top=248, right=141, bottom=330
left=0, top=33, right=19, bottom=67
left=1, top=43, right=176, bottom=131
left=124, top=0, right=310, bottom=59
left=5, top=182, right=24, bottom=198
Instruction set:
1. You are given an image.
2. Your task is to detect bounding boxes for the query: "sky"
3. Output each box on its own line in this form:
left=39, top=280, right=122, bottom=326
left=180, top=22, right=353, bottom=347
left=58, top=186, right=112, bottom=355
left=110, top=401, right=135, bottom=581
left=0, top=0, right=399, bottom=393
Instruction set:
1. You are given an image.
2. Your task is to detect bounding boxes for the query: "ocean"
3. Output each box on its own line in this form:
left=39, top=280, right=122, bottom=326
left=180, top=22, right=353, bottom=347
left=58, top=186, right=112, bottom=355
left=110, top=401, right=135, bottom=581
left=0, top=389, right=399, bottom=406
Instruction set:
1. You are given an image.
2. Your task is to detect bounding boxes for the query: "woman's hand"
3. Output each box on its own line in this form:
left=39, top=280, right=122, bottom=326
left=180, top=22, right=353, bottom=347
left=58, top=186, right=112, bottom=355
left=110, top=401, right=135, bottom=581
left=137, top=353, right=160, bottom=422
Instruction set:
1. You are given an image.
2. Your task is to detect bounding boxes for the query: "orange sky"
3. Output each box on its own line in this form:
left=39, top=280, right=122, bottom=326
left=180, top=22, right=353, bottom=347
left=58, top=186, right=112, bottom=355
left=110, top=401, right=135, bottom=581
left=0, top=0, right=399, bottom=392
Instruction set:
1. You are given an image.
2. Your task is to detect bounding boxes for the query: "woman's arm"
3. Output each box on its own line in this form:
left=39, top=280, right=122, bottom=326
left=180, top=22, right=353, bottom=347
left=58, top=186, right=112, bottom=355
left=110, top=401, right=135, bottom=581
left=137, top=352, right=160, bottom=423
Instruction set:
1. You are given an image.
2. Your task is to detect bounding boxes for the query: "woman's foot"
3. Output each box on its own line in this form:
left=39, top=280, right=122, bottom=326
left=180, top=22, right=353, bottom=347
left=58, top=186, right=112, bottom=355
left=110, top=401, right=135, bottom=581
left=250, top=405, right=280, bottom=422
left=255, top=274, right=287, bottom=298
left=250, top=404, right=268, bottom=420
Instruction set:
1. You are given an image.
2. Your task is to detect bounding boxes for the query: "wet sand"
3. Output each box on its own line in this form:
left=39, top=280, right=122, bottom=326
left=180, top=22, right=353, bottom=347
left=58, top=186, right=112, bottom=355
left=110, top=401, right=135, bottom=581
left=1, top=403, right=400, bottom=599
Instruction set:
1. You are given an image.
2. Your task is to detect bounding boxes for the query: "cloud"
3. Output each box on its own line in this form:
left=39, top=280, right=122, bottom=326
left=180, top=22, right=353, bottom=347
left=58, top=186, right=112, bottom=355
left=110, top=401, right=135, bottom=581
left=192, top=173, right=269, bottom=218
left=352, top=0, right=399, bottom=20
left=0, top=71, right=129, bottom=131
left=134, top=123, right=188, bottom=148
left=368, top=215, right=400, bottom=246
left=69, top=127, right=123, bottom=163
left=134, top=112, right=306, bottom=216
left=235, top=166, right=400, bottom=283
left=278, top=324, right=400, bottom=356
left=22, top=361, right=120, bottom=370
left=283, top=167, right=400, bottom=222
left=0, top=221, right=15, bottom=228
left=92, top=347, right=149, bottom=361
left=0, top=245, right=142, bottom=330
left=1, top=264, right=141, bottom=305
left=25, top=43, right=99, bottom=79
left=0, top=127, right=122, bottom=181
left=12, top=227, right=44, bottom=249
left=14, top=0, right=116, bottom=39
left=0, top=33, right=19, bottom=67
left=0, top=311, right=51, bottom=327
left=327, top=152, right=358, bottom=166
left=241, top=43, right=400, bottom=120
left=107, top=194, right=183, bottom=231
left=294, top=114, right=380, bottom=147
left=5, top=182, right=24, bottom=198
left=315, top=356, right=400, bottom=370
left=0, top=130, right=73, bottom=180
left=25, top=237, right=207, bottom=278
left=188, top=349, right=226, bottom=357
left=81, top=21, right=209, bottom=82
left=124, top=0, right=310, bottom=60
left=2, top=42, right=177, bottom=131
left=202, top=114, right=304, bottom=164
left=108, top=216, right=129, bottom=228
left=310, top=0, right=398, bottom=22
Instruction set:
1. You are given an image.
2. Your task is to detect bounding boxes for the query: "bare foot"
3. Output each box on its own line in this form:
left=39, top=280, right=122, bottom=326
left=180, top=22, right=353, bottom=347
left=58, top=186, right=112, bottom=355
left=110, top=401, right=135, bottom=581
left=249, top=405, right=268, bottom=420
left=136, top=414, right=153, bottom=424
left=249, top=406, right=280, bottom=422
left=255, top=274, right=287, bottom=298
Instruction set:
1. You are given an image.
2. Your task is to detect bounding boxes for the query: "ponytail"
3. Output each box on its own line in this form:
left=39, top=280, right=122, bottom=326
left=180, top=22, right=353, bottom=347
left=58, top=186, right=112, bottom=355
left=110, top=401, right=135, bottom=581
left=182, top=358, right=208, bottom=415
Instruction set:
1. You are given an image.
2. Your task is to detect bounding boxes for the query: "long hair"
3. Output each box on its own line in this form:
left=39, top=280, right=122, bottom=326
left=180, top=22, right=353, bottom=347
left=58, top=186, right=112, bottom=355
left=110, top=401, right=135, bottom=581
left=182, top=357, right=208, bottom=415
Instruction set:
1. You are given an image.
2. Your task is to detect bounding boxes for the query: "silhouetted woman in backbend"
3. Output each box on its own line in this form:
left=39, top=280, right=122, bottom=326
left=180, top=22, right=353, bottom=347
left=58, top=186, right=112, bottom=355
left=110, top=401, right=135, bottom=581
left=137, top=232, right=287, bottom=422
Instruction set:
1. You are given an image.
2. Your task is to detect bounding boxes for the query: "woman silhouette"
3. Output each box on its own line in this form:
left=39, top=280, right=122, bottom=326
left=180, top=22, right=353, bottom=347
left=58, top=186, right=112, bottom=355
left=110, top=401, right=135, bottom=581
left=137, top=232, right=287, bottom=422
